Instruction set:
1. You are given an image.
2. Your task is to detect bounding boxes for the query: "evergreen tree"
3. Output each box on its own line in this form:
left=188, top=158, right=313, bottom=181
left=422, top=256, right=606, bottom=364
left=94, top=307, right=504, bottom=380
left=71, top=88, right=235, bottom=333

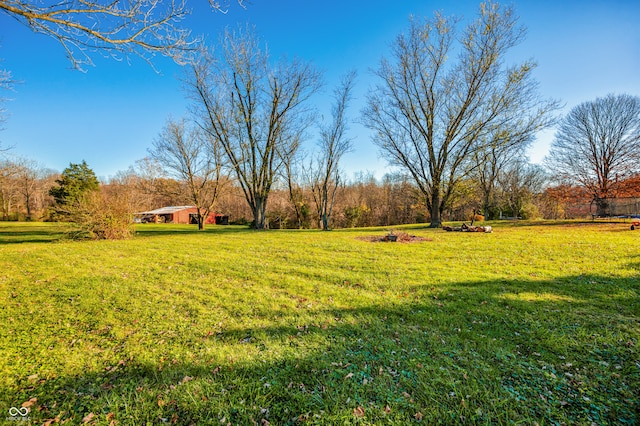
left=49, top=160, right=99, bottom=206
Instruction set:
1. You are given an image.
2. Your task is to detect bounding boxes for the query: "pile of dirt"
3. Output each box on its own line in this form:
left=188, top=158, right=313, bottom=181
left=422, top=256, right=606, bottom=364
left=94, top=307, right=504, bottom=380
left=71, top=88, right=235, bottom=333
left=357, top=232, right=432, bottom=243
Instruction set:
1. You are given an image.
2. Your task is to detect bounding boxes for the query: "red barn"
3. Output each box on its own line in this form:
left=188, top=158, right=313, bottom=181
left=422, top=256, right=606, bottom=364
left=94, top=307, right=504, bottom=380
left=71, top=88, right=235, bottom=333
left=136, top=206, right=228, bottom=225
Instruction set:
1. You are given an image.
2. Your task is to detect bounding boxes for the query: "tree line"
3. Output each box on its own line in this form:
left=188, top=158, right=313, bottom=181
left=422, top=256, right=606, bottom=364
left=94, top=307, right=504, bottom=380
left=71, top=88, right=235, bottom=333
left=1, top=1, right=639, bottom=237
left=4, top=151, right=632, bottom=231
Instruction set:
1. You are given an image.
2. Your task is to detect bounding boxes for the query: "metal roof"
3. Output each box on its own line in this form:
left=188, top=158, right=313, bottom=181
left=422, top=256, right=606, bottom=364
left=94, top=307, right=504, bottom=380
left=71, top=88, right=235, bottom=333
left=137, top=206, right=196, bottom=215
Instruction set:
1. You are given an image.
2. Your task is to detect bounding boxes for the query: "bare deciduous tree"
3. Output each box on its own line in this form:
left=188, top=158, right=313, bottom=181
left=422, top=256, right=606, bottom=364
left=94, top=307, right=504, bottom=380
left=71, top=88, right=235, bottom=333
left=472, top=140, right=515, bottom=220
left=0, top=0, right=245, bottom=70
left=281, top=142, right=311, bottom=229
left=472, top=113, right=555, bottom=219
left=546, top=93, right=640, bottom=216
left=0, top=157, right=57, bottom=220
left=498, top=159, right=547, bottom=219
left=310, top=71, right=356, bottom=230
left=0, top=159, right=19, bottom=219
left=149, top=118, right=227, bottom=230
left=187, top=26, right=321, bottom=229
left=362, top=2, right=559, bottom=227
left=132, top=157, right=185, bottom=208
left=13, top=157, right=42, bottom=220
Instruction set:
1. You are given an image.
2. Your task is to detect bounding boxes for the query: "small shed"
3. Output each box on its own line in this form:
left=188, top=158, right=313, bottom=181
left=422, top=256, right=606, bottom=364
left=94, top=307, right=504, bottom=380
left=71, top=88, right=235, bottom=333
left=135, top=206, right=228, bottom=225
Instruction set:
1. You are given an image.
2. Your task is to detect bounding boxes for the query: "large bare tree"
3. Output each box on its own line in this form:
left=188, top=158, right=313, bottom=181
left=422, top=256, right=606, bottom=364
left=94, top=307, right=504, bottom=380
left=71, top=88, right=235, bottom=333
left=187, top=26, right=321, bottom=229
left=362, top=2, right=558, bottom=227
left=0, top=0, right=245, bottom=70
left=149, top=118, right=227, bottom=230
left=310, top=70, right=356, bottom=230
left=546, top=94, right=640, bottom=216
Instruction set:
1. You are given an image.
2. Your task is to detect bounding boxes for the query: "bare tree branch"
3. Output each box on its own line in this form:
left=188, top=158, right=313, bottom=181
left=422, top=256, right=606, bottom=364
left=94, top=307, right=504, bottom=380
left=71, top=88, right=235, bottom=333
left=0, top=0, right=245, bottom=70
left=0, top=66, right=15, bottom=150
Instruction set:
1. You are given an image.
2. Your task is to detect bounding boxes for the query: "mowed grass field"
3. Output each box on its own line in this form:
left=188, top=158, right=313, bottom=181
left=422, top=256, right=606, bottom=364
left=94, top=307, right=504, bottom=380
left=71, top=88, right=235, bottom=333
left=0, top=221, right=638, bottom=425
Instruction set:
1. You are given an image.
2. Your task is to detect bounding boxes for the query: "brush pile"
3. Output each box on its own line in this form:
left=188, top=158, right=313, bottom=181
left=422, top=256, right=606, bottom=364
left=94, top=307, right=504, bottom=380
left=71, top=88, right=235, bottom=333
left=358, top=231, right=431, bottom=243
left=442, top=223, right=493, bottom=233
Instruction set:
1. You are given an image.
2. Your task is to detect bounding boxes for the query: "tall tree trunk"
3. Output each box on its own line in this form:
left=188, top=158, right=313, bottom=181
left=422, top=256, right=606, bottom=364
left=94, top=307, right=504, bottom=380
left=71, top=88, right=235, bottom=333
left=284, top=161, right=304, bottom=229
left=25, top=193, right=33, bottom=221
left=595, top=197, right=609, bottom=217
left=290, top=189, right=303, bottom=229
left=429, top=190, right=442, bottom=228
left=320, top=182, right=329, bottom=230
left=483, top=191, right=501, bottom=220
left=195, top=207, right=206, bottom=230
left=253, top=196, right=268, bottom=229
left=321, top=212, right=329, bottom=231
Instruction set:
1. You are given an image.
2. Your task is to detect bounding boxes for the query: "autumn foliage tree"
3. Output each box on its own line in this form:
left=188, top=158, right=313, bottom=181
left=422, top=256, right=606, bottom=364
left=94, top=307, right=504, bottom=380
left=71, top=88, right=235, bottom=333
left=0, top=158, right=55, bottom=220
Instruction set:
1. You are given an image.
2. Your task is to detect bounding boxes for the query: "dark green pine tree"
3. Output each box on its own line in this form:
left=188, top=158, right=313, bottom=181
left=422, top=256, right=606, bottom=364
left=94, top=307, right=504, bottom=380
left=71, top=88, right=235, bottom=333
left=49, top=160, right=99, bottom=206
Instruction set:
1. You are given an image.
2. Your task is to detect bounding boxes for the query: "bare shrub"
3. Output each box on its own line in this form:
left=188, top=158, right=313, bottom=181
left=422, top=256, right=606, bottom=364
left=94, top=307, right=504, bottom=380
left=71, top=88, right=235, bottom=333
left=67, top=190, right=134, bottom=240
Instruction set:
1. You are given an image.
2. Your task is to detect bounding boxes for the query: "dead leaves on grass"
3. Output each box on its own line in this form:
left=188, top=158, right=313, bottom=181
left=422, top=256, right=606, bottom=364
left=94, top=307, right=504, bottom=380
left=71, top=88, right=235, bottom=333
left=350, top=402, right=425, bottom=421
left=81, top=412, right=95, bottom=423
left=357, top=232, right=432, bottom=243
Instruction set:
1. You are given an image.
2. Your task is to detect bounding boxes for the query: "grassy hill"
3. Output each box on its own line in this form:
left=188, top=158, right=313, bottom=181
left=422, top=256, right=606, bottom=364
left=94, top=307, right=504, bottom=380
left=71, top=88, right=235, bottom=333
left=1, top=221, right=638, bottom=424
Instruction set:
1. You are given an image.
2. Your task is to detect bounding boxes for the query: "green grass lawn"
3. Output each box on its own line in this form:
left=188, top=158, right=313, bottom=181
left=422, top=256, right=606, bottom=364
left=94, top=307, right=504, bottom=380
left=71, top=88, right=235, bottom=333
left=0, top=221, right=638, bottom=425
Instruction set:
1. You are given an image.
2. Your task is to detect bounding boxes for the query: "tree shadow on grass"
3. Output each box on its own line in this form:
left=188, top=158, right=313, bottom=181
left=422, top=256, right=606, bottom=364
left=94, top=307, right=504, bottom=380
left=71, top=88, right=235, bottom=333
left=627, top=256, right=640, bottom=273
left=0, top=225, right=67, bottom=244
left=478, top=219, right=633, bottom=229
left=0, top=223, right=253, bottom=243
left=2, top=275, right=638, bottom=425
left=134, top=225, right=252, bottom=238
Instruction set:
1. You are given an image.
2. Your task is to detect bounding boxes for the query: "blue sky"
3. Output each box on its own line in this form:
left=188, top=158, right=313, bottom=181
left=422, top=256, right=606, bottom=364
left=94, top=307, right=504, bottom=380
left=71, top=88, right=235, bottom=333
left=1, top=0, right=639, bottom=180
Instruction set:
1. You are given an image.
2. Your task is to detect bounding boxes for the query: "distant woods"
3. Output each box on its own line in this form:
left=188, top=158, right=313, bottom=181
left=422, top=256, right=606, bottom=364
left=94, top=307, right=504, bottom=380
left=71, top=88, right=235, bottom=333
left=4, top=155, right=637, bottom=230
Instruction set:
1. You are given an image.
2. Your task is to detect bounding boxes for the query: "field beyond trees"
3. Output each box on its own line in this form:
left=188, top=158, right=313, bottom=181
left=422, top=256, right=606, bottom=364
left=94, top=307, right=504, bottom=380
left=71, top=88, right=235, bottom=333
left=1, top=221, right=638, bottom=424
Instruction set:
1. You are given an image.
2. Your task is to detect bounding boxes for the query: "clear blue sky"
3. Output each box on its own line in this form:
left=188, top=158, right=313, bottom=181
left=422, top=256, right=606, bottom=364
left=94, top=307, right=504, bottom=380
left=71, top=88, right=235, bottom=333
left=1, top=0, right=639, bottom=180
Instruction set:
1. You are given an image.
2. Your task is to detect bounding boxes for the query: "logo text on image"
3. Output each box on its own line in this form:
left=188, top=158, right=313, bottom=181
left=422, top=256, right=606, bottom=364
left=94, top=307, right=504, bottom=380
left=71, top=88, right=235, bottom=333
left=7, top=407, right=30, bottom=421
